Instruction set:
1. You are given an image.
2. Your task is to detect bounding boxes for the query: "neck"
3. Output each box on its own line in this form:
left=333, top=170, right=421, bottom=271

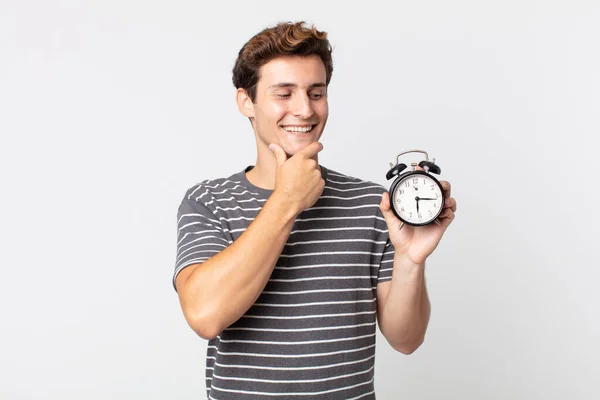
left=246, top=147, right=277, bottom=190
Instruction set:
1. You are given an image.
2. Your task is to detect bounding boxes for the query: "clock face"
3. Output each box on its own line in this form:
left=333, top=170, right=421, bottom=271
left=391, top=173, right=444, bottom=225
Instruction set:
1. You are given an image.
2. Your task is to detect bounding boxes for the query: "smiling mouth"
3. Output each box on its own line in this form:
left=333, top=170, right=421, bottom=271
left=281, top=124, right=317, bottom=133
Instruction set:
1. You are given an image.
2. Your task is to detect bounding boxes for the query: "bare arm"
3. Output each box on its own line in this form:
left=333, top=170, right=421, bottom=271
left=375, top=177, right=456, bottom=354
left=175, top=142, right=324, bottom=339
left=376, top=253, right=431, bottom=354
left=176, top=195, right=297, bottom=339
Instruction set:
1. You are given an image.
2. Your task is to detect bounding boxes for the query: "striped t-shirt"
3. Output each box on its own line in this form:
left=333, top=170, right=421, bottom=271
left=174, top=165, right=396, bottom=399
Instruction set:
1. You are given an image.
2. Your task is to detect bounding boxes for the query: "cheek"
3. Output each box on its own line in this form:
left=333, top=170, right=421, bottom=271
left=266, top=102, right=288, bottom=121
left=316, top=102, right=329, bottom=119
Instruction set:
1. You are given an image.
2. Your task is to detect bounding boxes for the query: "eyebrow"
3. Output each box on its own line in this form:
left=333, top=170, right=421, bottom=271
left=268, top=82, right=327, bottom=90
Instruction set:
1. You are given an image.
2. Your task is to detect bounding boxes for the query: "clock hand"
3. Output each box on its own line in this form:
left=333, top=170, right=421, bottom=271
left=415, top=196, right=419, bottom=213
left=418, top=197, right=437, bottom=200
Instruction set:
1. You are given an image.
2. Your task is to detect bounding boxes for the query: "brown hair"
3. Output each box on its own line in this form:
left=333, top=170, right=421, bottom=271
left=232, top=21, right=333, bottom=102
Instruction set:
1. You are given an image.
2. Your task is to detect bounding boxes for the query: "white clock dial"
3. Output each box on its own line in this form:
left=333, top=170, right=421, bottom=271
left=392, top=174, right=443, bottom=224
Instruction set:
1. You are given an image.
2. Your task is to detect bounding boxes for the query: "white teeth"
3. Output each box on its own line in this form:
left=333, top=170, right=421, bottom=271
left=283, top=125, right=313, bottom=133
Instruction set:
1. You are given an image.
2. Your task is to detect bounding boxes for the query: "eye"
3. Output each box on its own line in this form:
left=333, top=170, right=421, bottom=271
left=275, top=93, right=291, bottom=99
left=309, top=93, right=323, bottom=99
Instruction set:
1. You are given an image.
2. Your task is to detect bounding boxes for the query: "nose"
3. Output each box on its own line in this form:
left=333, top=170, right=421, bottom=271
left=291, top=93, right=314, bottom=120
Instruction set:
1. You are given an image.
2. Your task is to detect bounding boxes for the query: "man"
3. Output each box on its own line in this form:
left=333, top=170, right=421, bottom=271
left=174, top=21, right=456, bottom=399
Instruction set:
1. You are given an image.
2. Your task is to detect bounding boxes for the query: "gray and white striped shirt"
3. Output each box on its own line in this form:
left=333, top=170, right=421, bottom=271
left=174, top=165, right=395, bottom=399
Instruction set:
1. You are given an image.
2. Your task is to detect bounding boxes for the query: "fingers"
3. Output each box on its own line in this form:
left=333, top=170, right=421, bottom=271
left=437, top=207, right=455, bottom=226
left=444, top=197, right=457, bottom=213
left=269, top=143, right=288, bottom=166
left=440, top=180, right=451, bottom=198
left=297, top=141, right=324, bottom=159
left=270, top=142, right=323, bottom=164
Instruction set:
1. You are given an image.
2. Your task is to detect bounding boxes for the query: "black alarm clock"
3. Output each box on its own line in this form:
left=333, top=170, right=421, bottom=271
left=386, top=149, right=445, bottom=226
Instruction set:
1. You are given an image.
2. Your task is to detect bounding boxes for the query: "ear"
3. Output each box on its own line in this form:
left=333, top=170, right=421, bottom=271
left=236, top=88, right=255, bottom=119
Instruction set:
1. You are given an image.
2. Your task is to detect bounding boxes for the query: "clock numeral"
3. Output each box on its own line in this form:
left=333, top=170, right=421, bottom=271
left=436, top=193, right=439, bottom=199
left=418, top=213, right=422, bottom=219
left=399, top=189, right=404, bottom=195
left=404, top=181, right=410, bottom=187
left=412, top=178, right=419, bottom=185
left=430, top=184, right=435, bottom=190
left=396, top=198, right=401, bottom=203
left=423, top=178, right=426, bottom=185
left=428, top=210, right=433, bottom=216
left=409, top=212, right=413, bottom=218
left=434, top=203, right=438, bottom=209
left=400, top=207, right=405, bottom=212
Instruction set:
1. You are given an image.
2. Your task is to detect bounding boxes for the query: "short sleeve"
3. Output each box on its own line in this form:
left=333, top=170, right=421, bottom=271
left=374, top=184, right=395, bottom=284
left=172, top=198, right=231, bottom=291
left=377, top=239, right=395, bottom=283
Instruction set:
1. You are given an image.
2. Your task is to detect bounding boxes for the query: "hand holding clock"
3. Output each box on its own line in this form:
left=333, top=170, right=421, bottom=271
left=379, top=166, right=457, bottom=265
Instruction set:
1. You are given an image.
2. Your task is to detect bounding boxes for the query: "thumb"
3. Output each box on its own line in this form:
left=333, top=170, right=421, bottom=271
left=269, top=143, right=287, bottom=167
left=379, top=192, right=396, bottom=224
left=379, top=191, right=391, bottom=213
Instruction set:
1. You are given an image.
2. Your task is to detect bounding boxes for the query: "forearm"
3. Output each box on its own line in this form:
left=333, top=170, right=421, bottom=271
left=178, top=193, right=297, bottom=339
left=379, top=252, right=431, bottom=352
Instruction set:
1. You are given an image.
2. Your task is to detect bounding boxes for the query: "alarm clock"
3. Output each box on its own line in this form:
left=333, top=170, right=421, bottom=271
left=385, top=149, right=445, bottom=226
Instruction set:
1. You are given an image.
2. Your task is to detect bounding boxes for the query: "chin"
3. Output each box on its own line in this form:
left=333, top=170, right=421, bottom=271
left=282, top=140, right=317, bottom=156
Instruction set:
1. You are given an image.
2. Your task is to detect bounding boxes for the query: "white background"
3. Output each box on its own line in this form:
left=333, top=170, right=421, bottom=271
left=1, top=0, right=599, bottom=399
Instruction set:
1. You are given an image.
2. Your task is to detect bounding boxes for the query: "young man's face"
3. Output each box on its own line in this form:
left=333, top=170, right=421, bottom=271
left=246, top=54, right=329, bottom=158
